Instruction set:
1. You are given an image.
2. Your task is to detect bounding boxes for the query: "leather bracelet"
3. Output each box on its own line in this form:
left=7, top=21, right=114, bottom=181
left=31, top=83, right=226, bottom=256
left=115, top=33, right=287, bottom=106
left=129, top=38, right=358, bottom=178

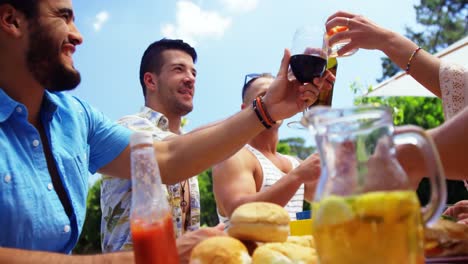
left=257, top=96, right=276, bottom=126
left=253, top=98, right=272, bottom=129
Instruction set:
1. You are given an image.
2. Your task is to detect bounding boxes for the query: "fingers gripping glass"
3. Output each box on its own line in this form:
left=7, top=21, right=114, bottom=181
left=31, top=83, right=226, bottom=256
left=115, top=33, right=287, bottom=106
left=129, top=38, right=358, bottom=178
left=290, top=25, right=328, bottom=83
left=286, top=25, right=328, bottom=130
left=287, top=58, right=338, bottom=130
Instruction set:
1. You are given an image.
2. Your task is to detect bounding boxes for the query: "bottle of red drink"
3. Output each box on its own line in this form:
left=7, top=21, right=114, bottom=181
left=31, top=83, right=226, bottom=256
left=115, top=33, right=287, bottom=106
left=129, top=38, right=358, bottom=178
left=129, top=132, right=179, bottom=264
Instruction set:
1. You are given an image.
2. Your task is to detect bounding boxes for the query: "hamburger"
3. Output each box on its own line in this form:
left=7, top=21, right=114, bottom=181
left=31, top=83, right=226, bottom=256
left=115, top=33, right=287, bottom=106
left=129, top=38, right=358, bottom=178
left=190, top=236, right=251, bottom=264
left=228, top=202, right=290, bottom=242
left=252, top=242, right=317, bottom=264
left=424, top=218, right=468, bottom=257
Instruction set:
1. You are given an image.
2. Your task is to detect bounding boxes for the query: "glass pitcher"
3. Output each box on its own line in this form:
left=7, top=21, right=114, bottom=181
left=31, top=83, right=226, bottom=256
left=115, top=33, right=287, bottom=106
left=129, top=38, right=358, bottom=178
left=302, top=106, right=446, bottom=264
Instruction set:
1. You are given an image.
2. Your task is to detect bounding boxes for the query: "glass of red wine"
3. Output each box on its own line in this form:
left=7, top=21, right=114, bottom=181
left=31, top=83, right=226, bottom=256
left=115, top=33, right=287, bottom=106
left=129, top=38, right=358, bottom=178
left=289, top=25, right=327, bottom=84
left=287, top=25, right=328, bottom=129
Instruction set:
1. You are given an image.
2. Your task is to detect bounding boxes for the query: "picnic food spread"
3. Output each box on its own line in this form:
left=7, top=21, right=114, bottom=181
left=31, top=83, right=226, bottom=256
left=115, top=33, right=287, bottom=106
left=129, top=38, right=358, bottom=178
left=424, top=218, right=468, bottom=257
left=190, top=202, right=468, bottom=263
left=190, top=202, right=318, bottom=264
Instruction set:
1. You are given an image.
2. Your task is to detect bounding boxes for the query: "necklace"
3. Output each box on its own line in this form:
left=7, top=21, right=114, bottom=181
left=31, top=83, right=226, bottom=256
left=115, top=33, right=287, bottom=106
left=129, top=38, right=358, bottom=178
left=180, top=180, right=188, bottom=213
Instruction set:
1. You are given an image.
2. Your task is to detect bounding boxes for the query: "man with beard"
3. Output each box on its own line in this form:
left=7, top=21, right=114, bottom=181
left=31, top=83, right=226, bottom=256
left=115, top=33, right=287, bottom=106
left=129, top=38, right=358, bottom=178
left=101, top=39, right=203, bottom=253
left=0, top=0, right=322, bottom=262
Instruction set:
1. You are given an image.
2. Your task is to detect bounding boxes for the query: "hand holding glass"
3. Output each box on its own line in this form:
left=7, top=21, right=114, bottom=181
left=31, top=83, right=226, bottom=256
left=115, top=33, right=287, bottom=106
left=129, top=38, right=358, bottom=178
left=325, top=25, right=358, bottom=57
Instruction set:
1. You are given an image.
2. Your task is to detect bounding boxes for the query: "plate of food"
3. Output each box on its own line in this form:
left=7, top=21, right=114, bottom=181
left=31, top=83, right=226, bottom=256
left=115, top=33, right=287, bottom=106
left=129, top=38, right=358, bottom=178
left=424, top=217, right=468, bottom=263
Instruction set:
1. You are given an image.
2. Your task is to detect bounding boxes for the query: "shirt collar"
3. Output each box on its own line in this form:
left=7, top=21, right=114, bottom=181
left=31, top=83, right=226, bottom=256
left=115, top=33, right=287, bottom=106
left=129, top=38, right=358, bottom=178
left=0, top=88, right=21, bottom=123
left=42, top=91, right=59, bottom=113
left=138, top=106, right=170, bottom=131
left=41, top=91, right=60, bottom=122
left=0, top=88, right=61, bottom=123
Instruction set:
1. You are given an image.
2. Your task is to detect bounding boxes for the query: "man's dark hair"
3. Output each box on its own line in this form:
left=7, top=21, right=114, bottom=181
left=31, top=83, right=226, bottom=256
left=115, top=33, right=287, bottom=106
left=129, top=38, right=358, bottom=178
left=241, top=73, right=274, bottom=102
left=139, top=38, right=197, bottom=97
left=0, top=0, right=38, bottom=19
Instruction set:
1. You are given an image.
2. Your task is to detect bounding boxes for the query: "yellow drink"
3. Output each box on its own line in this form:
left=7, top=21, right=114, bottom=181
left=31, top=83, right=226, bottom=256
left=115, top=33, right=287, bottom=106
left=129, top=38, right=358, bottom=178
left=325, top=26, right=357, bottom=57
left=312, top=191, right=424, bottom=264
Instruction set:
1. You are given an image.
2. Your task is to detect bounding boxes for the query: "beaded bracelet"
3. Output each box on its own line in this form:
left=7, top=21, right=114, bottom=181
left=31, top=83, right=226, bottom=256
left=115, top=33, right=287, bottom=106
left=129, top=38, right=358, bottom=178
left=405, top=47, right=422, bottom=74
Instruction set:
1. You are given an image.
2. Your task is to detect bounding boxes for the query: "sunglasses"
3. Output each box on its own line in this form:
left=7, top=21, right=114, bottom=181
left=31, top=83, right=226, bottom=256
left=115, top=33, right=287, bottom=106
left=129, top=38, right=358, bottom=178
left=242, top=73, right=274, bottom=100
left=243, top=73, right=262, bottom=87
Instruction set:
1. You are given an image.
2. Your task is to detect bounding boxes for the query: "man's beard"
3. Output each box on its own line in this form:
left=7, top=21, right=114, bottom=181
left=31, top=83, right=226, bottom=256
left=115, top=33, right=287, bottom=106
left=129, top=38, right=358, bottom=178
left=166, top=93, right=193, bottom=116
left=26, top=23, right=81, bottom=92
left=157, top=80, right=194, bottom=116
left=173, top=100, right=193, bottom=116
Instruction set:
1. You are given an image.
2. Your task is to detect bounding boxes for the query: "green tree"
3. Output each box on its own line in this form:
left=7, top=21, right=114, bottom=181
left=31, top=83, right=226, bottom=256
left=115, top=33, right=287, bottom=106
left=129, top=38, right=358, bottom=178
left=74, top=179, right=102, bottom=254
left=279, top=137, right=315, bottom=160
left=378, top=0, right=467, bottom=82
left=353, top=83, right=444, bottom=129
left=198, top=169, right=218, bottom=227
left=277, top=141, right=291, bottom=155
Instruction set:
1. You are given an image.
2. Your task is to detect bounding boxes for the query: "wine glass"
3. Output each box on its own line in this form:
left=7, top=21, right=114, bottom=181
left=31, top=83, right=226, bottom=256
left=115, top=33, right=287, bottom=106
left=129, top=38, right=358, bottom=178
left=287, top=25, right=328, bottom=129
left=289, top=25, right=328, bottom=84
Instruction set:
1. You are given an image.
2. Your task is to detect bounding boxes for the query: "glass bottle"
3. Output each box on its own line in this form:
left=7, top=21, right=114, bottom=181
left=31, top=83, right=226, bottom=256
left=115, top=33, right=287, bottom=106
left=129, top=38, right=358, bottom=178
left=130, top=132, right=179, bottom=264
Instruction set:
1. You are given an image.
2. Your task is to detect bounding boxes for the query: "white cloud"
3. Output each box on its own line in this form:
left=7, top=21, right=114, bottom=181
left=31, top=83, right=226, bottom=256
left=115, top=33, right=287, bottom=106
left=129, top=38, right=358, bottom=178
left=161, top=1, right=232, bottom=46
left=93, top=11, right=110, bottom=32
left=220, top=0, right=259, bottom=13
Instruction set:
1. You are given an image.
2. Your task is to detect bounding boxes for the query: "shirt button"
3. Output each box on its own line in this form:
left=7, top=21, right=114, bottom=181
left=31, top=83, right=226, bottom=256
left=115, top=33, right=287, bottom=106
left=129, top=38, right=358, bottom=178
left=47, top=183, right=54, bottom=191
left=64, top=225, right=71, bottom=233
left=4, top=174, right=12, bottom=183
left=32, top=140, right=40, bottom=147
left=16, top=107, right=22, bottom=113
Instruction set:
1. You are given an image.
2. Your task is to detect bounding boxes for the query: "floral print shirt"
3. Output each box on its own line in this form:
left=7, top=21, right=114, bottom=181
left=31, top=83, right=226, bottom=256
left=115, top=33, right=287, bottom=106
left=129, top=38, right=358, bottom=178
left=100, top=106, right=200, bottom=253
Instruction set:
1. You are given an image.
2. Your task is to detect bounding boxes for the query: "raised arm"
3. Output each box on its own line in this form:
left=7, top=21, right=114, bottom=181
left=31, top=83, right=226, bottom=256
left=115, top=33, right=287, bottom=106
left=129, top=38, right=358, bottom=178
left=100, top=49, right=319, bottom=185
left=325, top=11, right=442, bottom=97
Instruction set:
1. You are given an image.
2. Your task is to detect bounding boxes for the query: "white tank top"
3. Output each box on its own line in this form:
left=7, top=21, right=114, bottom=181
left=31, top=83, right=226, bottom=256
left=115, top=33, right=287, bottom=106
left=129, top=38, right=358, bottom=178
left=218, top=145, right=304, bottom=228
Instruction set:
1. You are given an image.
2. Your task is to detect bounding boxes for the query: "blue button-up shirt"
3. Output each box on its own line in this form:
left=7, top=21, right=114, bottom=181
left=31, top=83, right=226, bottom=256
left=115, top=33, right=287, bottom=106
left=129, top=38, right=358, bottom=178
left=0, top=89, right=131, bottom=253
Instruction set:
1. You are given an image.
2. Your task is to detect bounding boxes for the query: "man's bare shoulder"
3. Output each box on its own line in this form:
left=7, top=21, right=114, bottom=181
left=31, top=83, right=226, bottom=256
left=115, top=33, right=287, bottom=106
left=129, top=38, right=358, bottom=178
left=214, top=146, right=257, bottom=171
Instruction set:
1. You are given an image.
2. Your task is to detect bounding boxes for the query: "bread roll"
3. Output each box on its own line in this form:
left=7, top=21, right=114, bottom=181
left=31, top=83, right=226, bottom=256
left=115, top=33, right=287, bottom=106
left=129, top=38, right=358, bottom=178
left=228, top=202, right=290, bottom=242
left=190, top=236, right=251, bottom=264
left=286, top=235, right=315, bottom=248
left=252, top=242, right=317, bottom=264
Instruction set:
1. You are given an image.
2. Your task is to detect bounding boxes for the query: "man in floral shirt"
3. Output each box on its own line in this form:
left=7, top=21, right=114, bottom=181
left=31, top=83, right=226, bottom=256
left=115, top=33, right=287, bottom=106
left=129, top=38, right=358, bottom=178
left=100, top=39, right=200, bottom=252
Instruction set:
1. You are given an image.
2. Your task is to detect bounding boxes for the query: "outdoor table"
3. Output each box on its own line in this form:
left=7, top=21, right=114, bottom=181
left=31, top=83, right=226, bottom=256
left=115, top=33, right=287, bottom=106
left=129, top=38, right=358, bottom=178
left=425, top=256, right=468, bottom=263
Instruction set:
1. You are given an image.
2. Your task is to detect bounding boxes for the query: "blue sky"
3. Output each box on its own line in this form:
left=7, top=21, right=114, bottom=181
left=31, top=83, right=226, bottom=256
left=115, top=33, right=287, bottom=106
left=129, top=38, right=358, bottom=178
left=70, top=0, right=420, bottom=146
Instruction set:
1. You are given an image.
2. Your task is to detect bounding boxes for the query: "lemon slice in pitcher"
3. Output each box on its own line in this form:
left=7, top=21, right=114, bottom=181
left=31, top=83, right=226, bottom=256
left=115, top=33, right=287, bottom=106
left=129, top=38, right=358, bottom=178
left=314, top=196, right=355, bottom=228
